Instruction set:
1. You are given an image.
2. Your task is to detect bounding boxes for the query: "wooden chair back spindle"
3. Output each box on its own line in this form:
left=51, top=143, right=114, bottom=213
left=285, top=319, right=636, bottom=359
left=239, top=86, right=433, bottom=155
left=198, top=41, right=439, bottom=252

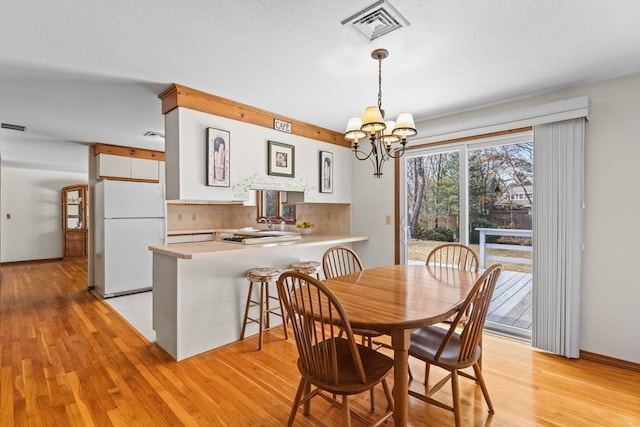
left=426, top=243, right=479, bottom=272
left=322, top=246, right=364, bottom=279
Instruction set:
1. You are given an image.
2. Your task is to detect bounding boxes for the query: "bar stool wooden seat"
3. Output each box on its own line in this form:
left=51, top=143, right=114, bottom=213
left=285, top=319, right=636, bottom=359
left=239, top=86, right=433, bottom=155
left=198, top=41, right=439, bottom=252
left=240, top=267, right=288, bottom=350
left=290, top=260, right=321, bottom=279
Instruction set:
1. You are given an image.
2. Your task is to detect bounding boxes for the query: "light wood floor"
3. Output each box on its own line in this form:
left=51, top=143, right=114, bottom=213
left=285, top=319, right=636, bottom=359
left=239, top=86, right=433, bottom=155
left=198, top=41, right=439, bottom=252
left=1, top=259, right=639, bottom=426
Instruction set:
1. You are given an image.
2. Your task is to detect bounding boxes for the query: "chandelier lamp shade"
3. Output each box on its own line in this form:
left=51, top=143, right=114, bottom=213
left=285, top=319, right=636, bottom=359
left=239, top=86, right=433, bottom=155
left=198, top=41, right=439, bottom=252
left=344, top=48, right=417, bottom=178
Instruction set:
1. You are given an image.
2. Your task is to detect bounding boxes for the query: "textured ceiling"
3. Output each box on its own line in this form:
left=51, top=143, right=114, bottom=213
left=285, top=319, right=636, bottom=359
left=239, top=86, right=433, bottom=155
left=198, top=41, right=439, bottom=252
left=1, top=0, right=640, bottom=172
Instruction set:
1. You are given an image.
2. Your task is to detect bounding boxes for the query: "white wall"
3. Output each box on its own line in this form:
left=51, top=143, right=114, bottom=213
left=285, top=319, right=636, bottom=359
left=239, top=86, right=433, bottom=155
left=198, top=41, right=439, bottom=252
left=166, top=107, right=352, bottom=203
left=1, top=166, right=87, bottom=262
left=351, top=158, right=396, bottom=267
left=352, top=73, right=640, bottom=363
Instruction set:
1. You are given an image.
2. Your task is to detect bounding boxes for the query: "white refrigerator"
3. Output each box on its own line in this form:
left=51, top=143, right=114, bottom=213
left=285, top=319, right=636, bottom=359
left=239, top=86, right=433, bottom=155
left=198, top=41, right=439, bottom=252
left=94, top=180, right=166, bottom=297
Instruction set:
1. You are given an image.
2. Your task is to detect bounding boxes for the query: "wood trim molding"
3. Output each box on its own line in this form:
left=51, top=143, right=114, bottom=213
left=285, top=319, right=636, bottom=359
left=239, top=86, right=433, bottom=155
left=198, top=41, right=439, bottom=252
left=94, top=176, right=160, bottom=184
left=408, top=126, right=533, bottom=152
left=93, top=143, right=165, bottom=161
left=580, top=350, right=640, bottom=373
left=158, top=84, right=348, bottom=147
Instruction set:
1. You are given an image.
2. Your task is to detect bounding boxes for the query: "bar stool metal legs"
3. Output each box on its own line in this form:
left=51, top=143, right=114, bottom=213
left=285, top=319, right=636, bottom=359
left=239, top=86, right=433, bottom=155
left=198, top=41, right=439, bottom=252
left=240, top=268, right=288, bottom=350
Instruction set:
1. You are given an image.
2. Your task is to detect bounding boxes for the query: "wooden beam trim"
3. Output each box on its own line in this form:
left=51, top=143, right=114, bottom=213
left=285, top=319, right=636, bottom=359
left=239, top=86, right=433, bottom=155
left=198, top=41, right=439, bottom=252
left=93, top=143, right=165, bottom=161
left=158, top=84, right=349, bottom=147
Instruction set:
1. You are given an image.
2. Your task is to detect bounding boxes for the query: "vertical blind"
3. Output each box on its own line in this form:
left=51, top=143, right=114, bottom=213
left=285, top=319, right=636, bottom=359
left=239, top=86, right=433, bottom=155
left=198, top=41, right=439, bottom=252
left=532, top=118, right=585, bottom=358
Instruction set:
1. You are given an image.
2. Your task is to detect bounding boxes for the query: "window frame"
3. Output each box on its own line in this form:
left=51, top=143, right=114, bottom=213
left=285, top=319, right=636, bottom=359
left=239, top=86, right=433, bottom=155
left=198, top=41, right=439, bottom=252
left=256, top=190, right=296, bottom=224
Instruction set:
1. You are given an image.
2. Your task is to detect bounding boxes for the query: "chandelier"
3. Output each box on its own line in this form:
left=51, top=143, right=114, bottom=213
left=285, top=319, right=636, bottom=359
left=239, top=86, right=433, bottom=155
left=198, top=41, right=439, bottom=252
left=344, top=48, right=417, bottom=178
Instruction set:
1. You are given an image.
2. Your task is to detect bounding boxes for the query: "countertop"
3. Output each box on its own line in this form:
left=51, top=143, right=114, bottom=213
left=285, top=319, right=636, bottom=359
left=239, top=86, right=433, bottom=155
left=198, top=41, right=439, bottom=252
left=166, top=229, right=216, bottom=236
left=149, top=234, right=369, bottom=259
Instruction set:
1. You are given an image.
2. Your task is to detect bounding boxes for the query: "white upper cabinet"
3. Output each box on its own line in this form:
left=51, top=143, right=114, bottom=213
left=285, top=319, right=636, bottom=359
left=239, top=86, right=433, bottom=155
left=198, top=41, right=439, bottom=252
left=94, top=144, right=165, bottom=183
left=96, top=154, right=131, bottom=179
left=131, top=157, right=160, bottom=181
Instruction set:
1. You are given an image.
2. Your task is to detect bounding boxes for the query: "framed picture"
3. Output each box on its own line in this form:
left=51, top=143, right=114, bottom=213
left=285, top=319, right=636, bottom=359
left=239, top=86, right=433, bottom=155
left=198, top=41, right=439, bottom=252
left=267, top=140, right=295, bottom=178
left=207, top=127, right=230, bottom=187
left=319, top=151, right=333, bottom=193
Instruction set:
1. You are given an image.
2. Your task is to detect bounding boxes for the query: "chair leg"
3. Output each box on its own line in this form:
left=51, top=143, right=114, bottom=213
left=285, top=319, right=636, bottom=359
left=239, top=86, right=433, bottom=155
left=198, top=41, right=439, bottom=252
left=451, top=370, right=461, bottom=427
left=258, top=282, right=266, bottom=350
left=381, top=378, right=394, bottom=413
left=366, top=336, right=375, bottom=412
left=473, top=363, right=494, bottom=414
left=424, top=362, right=431, bottom=385
left=276, top=283, right=289, bottom=340
left=341, top=395, right=351, bottom=427
left=264, top=282, right=271, bottom=330
left=287, top=378, right=306, bottom=427
left=302, top=380, right=312, bottom=415
left=240, top=281, right=255, bottom=340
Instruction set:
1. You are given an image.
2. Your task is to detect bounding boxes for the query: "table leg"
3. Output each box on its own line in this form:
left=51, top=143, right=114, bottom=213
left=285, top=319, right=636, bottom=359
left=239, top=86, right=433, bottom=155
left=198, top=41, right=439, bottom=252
left=391, top=329, right=411, bottom=426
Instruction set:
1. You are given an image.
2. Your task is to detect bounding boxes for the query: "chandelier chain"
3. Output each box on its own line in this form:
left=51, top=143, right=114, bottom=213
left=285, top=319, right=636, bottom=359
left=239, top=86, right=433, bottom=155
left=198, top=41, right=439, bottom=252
left=377, top=56, right=383, bottom=113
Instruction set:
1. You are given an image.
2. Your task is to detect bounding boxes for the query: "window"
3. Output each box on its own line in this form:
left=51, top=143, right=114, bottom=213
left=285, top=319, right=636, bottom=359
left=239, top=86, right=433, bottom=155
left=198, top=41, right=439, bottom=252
left=256, top=190, right=296, bottom=224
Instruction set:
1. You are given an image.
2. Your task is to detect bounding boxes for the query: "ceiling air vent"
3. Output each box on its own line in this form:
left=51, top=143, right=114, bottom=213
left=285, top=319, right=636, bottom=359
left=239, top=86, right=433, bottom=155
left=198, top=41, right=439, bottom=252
left=1, top=123, right=26, bottom=131
left=341, top=0, right=410, bottom=42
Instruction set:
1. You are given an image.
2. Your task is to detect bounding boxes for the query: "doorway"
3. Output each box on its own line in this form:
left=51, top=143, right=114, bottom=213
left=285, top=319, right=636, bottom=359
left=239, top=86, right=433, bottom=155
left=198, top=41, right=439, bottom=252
left=400, top=131, right=533, bottom=340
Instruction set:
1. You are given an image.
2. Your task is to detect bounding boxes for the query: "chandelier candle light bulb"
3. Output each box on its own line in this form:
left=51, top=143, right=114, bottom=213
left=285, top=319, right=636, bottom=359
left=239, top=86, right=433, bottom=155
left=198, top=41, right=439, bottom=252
left=344, top=48, right=417, bottom=178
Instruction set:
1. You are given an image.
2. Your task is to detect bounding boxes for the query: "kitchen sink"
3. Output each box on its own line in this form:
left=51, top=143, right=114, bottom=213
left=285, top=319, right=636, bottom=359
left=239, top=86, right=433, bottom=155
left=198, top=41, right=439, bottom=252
left=256, top=231, right=297, bottom=236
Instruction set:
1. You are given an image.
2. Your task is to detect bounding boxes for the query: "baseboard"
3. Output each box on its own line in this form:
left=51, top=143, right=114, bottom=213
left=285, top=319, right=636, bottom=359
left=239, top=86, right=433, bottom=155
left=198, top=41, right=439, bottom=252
left=1, top=257, right=63, bottom=266
left=580, top=350, right=640, bottom=373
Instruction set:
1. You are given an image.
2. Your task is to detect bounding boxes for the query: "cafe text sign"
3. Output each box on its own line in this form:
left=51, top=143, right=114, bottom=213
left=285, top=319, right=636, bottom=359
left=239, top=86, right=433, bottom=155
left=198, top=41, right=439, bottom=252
left=274, top=119, right=291, bottom=133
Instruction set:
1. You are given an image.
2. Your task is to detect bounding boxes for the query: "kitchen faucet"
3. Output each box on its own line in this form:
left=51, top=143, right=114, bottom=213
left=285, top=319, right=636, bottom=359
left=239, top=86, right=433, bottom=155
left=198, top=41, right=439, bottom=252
left=258, top=216, right=273, bottom=231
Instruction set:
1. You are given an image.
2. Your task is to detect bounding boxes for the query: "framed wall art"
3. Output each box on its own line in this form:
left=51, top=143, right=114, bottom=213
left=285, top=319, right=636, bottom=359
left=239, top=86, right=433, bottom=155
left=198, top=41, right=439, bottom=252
left=267, top=140, right=295, bottom=178
left=207, top=127, right=230, bottom=187
left=319, top=151, right=333, bottom=193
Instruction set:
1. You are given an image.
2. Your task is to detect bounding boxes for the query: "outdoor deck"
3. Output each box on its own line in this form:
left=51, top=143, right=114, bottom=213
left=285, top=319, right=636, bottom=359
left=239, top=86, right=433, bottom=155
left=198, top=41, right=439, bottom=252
left=407, top=260, right=533, bottom=332
left=486, top=270, right=532, bottom=330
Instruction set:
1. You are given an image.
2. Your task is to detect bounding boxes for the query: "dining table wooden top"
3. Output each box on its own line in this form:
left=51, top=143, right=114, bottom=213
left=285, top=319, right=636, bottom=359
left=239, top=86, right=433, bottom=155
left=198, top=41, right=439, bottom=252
left=323, top=264, right=479, bottom=332
left=322, top=264, right=480, bottom=426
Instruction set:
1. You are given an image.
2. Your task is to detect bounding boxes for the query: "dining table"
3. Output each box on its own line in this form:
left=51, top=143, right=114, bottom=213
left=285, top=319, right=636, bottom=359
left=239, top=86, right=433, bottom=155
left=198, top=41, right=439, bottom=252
left=322, top=264, right=480, bottom=426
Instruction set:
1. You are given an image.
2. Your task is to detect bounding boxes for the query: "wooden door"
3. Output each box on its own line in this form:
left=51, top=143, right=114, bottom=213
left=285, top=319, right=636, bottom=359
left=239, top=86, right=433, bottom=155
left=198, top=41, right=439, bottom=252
left=62, top=184, right=88, bottom=259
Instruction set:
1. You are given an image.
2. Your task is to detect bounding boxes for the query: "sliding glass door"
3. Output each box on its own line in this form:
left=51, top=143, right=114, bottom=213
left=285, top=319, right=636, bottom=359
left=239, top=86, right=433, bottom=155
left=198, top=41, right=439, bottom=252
left=400, top=132, right=534, bottom=339
left=405, top=150, right=462, bottom=262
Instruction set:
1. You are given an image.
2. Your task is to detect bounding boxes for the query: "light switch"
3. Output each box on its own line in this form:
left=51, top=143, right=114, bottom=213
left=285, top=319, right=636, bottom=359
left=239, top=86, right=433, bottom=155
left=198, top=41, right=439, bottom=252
left=385, top=215, right=391, bottom=225
left=6, top=213, right=10, bottom=219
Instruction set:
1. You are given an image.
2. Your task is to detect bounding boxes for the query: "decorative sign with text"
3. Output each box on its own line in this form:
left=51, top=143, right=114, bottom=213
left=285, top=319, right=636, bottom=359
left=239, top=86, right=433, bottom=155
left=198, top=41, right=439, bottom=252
left=274, top=119, right=291, bottom=133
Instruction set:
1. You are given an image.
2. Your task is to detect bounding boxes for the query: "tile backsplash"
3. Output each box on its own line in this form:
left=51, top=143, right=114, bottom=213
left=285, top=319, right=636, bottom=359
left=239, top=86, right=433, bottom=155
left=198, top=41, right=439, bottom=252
left=166, top=203, right=350, bottom=235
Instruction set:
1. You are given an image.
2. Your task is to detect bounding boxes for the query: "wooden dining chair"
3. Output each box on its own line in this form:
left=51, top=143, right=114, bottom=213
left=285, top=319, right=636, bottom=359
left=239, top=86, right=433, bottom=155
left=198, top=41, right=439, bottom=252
left=276, top=271, right=394, bottom=427
left=322, top=245, right=390, bottom=411
left=322, top=246, right=364, bottom=279
left=414, top=242, right=481, bottom=383
left=425, top=243, right=479, bottom=272
left=407, top=264, right=502, bottom=427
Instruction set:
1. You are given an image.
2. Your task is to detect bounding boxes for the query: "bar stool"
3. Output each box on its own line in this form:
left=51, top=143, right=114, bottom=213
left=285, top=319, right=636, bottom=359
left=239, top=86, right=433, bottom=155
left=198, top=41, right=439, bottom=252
left=240, top=267, right=288, bottom=350
left=290, top=260, right=321, bottom=279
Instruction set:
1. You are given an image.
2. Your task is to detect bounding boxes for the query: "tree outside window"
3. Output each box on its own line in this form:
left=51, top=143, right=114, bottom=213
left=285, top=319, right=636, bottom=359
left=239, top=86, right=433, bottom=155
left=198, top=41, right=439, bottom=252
left=256, top=190, right=296, bottom=224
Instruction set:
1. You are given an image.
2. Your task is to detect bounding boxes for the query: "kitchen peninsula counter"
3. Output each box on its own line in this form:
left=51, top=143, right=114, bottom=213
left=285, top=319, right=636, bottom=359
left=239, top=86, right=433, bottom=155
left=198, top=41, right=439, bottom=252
left=150, top=234, right=369, bottom=361
left=150, top=234, right=368, bottom=259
